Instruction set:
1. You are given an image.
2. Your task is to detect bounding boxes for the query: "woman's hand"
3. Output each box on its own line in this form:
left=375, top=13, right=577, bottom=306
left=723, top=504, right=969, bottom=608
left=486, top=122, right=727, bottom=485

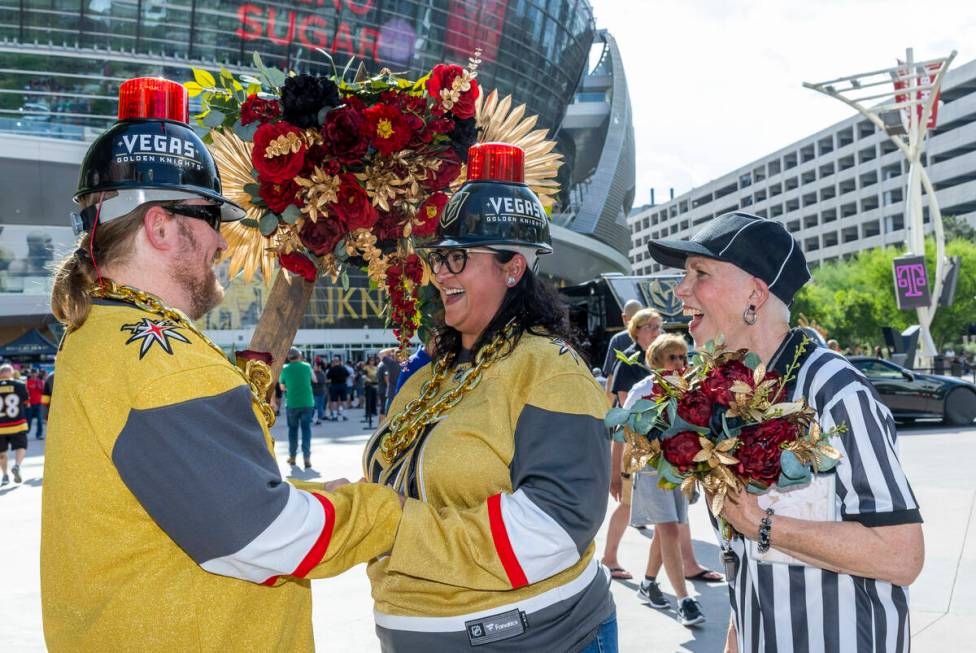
left=609, top=475, right=622, bottom=502
left=712, top=486, right=764, bottom=539
left=324, top=478, right=351, bottom=492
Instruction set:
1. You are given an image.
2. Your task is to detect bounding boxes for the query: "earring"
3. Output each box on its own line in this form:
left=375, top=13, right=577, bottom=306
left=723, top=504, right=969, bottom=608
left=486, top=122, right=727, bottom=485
left=742, top=304, right=757, bottom=326
left=506, top=276, right=516, bottom=287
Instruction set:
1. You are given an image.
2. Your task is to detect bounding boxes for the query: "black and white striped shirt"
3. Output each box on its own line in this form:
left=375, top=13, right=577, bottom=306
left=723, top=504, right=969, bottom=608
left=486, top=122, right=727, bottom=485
left=725, top=330, right=922, bottom=653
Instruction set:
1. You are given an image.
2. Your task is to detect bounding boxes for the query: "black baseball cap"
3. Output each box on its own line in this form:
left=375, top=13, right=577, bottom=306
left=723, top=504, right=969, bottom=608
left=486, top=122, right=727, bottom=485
left=646, top=211, right=811, bottom=305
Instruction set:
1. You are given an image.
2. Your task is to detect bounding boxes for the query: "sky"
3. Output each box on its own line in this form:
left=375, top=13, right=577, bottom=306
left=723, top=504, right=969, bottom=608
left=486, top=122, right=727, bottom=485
left=587, top=0, right=976, bottom=207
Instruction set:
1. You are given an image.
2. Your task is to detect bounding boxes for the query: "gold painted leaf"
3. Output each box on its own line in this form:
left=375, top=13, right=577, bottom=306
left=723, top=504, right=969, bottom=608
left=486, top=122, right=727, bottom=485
left=716, top=438, right=738, bottom=452
left=716, top=452, right=739, bottom=465
left=730, top=381, right=754, bottom=394
left=710, top=489, right=726, bottom=516
left=693, top=449, right=712, bottom=463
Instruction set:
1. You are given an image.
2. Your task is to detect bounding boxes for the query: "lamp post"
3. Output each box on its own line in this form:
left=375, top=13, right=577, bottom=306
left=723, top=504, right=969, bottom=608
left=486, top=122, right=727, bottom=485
left=803, top=48, right=956, bottom=369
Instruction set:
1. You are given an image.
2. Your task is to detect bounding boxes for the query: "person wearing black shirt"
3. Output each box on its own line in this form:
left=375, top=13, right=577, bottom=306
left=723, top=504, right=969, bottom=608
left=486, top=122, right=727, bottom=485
left=326, top=355, right=350, bottom=421
left=601, top=299, right=643, bottom=377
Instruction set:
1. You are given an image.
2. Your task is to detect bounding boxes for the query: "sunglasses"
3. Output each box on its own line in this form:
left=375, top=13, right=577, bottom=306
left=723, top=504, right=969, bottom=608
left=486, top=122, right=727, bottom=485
left=167, top=203, right=222, bottom=232
left=666, top=353, right=688, bottom=363
left=425, top=248, right=498, bottom=275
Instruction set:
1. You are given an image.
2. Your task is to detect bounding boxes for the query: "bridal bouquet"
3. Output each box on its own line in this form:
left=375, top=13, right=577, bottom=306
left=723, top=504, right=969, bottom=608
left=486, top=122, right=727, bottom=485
left=605, top=337, right=846, bottom=515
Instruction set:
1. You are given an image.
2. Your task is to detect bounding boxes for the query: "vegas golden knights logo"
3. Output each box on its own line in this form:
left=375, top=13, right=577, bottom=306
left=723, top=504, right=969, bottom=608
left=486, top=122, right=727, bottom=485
left=441, top=191, right=469, bottom=228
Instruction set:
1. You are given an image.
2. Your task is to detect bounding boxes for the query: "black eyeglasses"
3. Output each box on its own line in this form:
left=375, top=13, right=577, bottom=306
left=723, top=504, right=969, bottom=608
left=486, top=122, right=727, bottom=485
left=425, top=248, right=497, bottom=275
left=167, top=203, right=222, bottom=232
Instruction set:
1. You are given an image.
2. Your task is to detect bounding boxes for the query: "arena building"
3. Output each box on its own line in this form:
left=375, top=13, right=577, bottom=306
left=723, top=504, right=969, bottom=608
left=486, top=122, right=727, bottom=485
left=0, top=0, right=635, bottom=357
left=628, top=56, right=976, bottom=276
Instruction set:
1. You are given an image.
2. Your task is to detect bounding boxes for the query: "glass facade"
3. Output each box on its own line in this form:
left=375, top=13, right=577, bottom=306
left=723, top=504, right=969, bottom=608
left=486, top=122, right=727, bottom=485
left=0, top=0, right=595, bottom=139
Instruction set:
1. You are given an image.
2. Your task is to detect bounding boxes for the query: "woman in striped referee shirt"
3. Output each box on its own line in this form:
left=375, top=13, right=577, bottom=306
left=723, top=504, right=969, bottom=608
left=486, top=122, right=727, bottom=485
left=647, top=211, right=924, bottom=653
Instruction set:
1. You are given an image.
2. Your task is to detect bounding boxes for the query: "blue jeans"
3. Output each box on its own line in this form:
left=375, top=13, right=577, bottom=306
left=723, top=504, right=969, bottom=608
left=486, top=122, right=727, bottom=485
left=286, top=407, right=313, bottom=458
left=313, top=393, right=326, bottom=420
left=580, top=615, right=617, bottom=653
left=27, top=405, right=43, bottom=438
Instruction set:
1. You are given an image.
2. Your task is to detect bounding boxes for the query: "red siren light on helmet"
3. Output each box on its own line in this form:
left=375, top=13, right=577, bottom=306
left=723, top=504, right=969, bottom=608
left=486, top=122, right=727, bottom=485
left=467, top=142, right=525, bottom=183
left=117, top=77, right=189, bottom=124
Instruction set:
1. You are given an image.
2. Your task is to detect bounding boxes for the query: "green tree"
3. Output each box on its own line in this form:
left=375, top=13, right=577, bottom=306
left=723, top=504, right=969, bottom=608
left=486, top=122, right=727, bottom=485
left=792, top=237, right=976, bottom=350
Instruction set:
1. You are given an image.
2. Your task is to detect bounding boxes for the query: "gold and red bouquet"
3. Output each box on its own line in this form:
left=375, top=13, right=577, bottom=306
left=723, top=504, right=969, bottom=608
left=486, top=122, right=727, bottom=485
left=184, top=52, right=561, bottom=354
left=605, top=337, right=846, bottom=515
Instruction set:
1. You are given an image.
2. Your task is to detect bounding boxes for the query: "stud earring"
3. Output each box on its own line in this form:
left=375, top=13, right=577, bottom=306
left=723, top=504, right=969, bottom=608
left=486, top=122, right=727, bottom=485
left=506, top=276, right=516, bottom=287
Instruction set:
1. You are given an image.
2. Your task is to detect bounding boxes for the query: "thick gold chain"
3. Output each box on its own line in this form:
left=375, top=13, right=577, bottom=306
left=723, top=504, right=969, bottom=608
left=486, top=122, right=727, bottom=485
left=381, top=323, right=514, bottom=463
left=88, top=280, right=277, bottom=428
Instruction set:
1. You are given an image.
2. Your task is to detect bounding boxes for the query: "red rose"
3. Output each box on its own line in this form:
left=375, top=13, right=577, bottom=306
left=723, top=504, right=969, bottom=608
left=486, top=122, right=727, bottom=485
left=661, top=431, right=703, bottom=469
left=258, top=180, right=300, bottom=214
left=426, top=64, right=480, bottom=119
left=414, top=192, right=448, bottom=237
left=736, top=419, right=799, bottom=486
left=422, top=149, right=462, bottom=191
left=677, top=390, right=712, bottom=427
left=701, top=360, right=753, bottom=406
left=299, top=216, right=345, bottom=256
left=403, top=254, right=424, bottom=284
left=321, top=103, right=368, bottom=165
left=363, top=103, right=414, bottom=156
left=252, top=121, right=306, bottom=183
left=240, top=94, right=282, bottom=125
left=373, top=209, right=404, bottom=242
left=332, top=173, right=378, bottom=231
left=279, top=251, right=318, bottom=283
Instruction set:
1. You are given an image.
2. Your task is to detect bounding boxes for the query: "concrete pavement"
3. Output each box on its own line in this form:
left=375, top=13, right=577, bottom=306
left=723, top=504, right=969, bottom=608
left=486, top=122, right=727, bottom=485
left=1, top=410, right=973, bottom=651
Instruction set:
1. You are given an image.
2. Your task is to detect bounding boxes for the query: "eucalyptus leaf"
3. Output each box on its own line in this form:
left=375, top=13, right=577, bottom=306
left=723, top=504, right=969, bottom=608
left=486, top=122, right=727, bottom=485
left=744, top=352, right=762, bottom=370
left=265, top=67, right=287, bottom=88
left=280, top=204, right=301, bottom=224
left=746, top=482, right=769, bottom=495
left=202, top=109, right=225, bottom=128
left=317, top=106, right=330, bottom=125
left=252, top=52, right=266, bottom=72
left=239, top=218, right=260, bottom=229
left=632, top=410, right=658, bottom=434
left=258, top=212, right=278, bottom=236
left=666, top=397, right=677, bottom=425
left=815, top=454, right=839, bottom=472
left=234, top=122, right=258, bottom=142
left=610, top=427, right=627, bottom=443
left=777, top=471, right=811, bottom=488
left=779, top=449, right=810, bottom=480
left=243, top=183, right=261, bottom=198
left=662, top=409, right=710, bottom=439
left=341, top=269, right=350, bottom=291
left=657, top=459, right=685, bottom=486
left=630, top=399, right=656, bottom=413
left=604, top=407, right=631, bottom=428
left=720, top=412, right=742, bottom=439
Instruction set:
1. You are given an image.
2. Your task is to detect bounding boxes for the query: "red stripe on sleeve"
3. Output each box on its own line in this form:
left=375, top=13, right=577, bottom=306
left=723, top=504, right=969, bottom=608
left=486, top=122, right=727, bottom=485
left=487, top=493, right=528, bottom=589
left=261, top=492, right=336, bottom=586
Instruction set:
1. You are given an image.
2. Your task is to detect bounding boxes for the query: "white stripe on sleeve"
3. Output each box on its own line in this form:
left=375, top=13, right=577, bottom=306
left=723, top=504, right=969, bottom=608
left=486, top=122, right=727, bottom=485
left=499, top=489, right=579, bottom=584
left=201, top=484, right=326, bottom=583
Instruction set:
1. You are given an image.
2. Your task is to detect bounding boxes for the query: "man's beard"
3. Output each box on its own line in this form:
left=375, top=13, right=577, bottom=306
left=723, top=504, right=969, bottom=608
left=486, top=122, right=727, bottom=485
left=175, top=220, right=224, bottom=320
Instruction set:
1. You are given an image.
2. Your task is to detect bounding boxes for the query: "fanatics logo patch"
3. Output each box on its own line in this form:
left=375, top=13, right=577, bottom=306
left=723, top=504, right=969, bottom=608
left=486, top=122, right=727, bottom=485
left=121, top=318, right=191, bottom=359
left=465, top=609, right=528, bottom=646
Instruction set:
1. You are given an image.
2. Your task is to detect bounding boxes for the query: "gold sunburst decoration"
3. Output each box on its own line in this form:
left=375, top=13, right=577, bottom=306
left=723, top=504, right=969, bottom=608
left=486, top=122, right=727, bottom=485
left=458, top=89, right=563, bottom=208
left=210, top=128, right=281, bottom=282
left=207, top=89, right=563, bottom=284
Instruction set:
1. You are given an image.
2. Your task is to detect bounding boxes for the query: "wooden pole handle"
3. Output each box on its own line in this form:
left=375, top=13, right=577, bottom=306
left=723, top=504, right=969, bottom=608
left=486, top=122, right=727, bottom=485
left=248, top=270, right=316, bottom=393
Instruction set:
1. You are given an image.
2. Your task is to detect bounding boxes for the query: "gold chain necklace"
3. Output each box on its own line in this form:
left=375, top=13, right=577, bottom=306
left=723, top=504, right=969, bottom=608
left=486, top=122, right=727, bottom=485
left=381, top=323, right=515, bottom=463
left=88, top=280, right=276, bottom=428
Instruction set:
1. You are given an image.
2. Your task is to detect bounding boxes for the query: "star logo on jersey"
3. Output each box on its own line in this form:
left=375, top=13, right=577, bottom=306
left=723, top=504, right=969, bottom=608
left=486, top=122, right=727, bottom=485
left=120, top=318, right=191, bottom=359
left=550, top=337, right=581, bottom=366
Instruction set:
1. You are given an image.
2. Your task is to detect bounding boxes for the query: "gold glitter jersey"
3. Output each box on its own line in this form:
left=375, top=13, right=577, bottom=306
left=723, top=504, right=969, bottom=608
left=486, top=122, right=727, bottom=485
left=362, top=333, right=615, bottom=651
left=41, top=298, right=402, bottom=652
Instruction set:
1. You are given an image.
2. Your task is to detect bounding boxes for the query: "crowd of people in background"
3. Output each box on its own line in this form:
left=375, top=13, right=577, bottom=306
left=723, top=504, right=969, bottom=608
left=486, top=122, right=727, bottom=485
left=0, top=363, right=51, bottom=486
left=272, top=347, right=403, bottom=469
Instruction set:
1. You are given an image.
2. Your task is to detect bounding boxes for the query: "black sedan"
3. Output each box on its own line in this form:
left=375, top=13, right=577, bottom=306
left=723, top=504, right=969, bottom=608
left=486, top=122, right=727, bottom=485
left=849, top=357, right=976, bottom=426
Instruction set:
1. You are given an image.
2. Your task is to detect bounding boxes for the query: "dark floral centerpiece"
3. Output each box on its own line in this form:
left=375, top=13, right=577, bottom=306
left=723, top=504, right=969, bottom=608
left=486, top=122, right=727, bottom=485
left=184, top=52, right=561, bottom=355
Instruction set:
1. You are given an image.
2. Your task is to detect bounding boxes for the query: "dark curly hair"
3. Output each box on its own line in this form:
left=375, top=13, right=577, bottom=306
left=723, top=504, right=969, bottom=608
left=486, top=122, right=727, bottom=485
left=431, top=251, right=578, bottom=362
